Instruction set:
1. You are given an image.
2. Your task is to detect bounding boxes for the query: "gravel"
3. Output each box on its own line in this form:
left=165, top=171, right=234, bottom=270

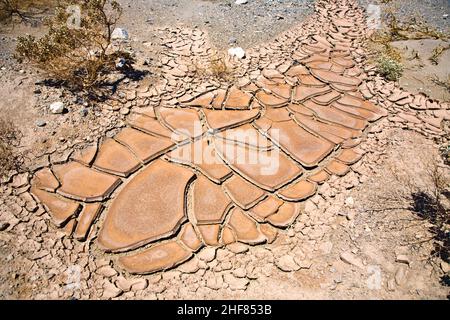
left=117, top=0, right=315, bottom=49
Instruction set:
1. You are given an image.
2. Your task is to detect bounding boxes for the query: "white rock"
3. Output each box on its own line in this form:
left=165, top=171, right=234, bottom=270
left=228, top=47, right=246, bottom=59
left=345, top=197, right=354, bottom=208
left=111, top=27, right=129, bottom=40
left=49, top=101, right=65, bottom=114
left=235, top=0, right=248, bottom=4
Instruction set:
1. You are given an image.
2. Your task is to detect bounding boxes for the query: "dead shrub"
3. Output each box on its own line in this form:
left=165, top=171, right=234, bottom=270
left=0, top=0, right=58, bottom=24
left=15, top=0, right=132, bottom=97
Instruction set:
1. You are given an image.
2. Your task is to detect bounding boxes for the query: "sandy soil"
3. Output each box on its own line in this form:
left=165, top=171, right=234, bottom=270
left=392, top=39, right=450, bottom=102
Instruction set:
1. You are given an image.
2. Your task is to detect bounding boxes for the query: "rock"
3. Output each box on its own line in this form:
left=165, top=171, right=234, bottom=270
left=0, top=222, right=10, bottom=231
left=11, top=173, right=28, bottom=188
left=395, top=254, right=411, bottom=266
left=116, top=57, right=127, bottom=68
left=120, top=107, right=130, bottom=115
left=49, top=101, right=65, bottom=114
left=440, top=261, right=449, bottom=273
left=345, top=197, right=354, bottom=208
left=340, top=251, right=364, bottom=269
left=235, top=0, right=248, bottom=4
left=387, top=278, right=396, bottom=291
left=80, top=108, right=88, bottom=117
left=111, top=28, right=129, bottom=40
left=228, top=37, right=237, bottom=45
left=228, top=47, right=246, bottom=59
left=224, top=274, right=249, bottom=290
left=35, top=120, right=46, bottom=127
left=102, top=280, right=122, bottom=299
left=275, top=255, right=300, bottom=272
left=197, top=247, right=216, bottom=262
left=395, top=265, right=408, bottom=286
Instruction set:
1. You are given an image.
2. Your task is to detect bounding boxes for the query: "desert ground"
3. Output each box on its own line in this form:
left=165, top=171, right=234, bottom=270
left=0, top=0, right=449, bottom=300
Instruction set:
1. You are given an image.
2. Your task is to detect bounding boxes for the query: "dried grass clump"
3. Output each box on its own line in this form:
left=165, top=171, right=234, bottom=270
left=195, top=51, right=236, bottom=82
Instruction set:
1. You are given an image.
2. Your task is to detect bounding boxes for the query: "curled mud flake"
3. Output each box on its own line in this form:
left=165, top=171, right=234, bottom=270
left=74, top=203, right=103, bottom=241
left=220, top=226, right=236, bottom=245
left=159, top=107, right=204, bottom=138
left=336, top=148, right=364, bottom=165
left=114, top=127, right=175, bottom=164
left=97, top=160, right=194, bottom=252
left=70, top=143, right=98, bottom=166
left=256, top=91, right=289, bottom=108
left=248, top=195, right=284, bottom=222
left=278, top=180, right=317, bottom=202
left=179, top=222, right=203, bottom=252
left=203, top=109, right=260, bottom=131
left=127, top=114, right=175, bottom=139
left=193, top=176, right=233, bottom=225
left=227, top=207, right=267, bottom=245
left=30, top=187, right=80, bottom=227
left=214, top=137, right=303, bottom=192
left=168, top=137, right=232, bottom=184
left=307, top=170, right=330, bottom=184
left=93, top=139, right=142, bottom=177
left=32, top=168, right=59, bottom=192
left=52, top=162, right=121, bottom=202
left=197, top=224, right=221, bottom=246
left=266, top=202, right=301, bottom=228
left=267, top=120, right=335, bottom=167
left=223, top=87, right=253, bottom=110
left=325, top=160, right=350, bottom=176
left=118, top=240, right=192, bottom=274
left=292, top=85, right=332, bottom=102
left=223, top=174, right=266, bottom=210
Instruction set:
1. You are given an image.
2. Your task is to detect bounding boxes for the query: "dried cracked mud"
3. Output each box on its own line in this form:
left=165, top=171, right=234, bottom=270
left=0, top=0, right=449, bottom=300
